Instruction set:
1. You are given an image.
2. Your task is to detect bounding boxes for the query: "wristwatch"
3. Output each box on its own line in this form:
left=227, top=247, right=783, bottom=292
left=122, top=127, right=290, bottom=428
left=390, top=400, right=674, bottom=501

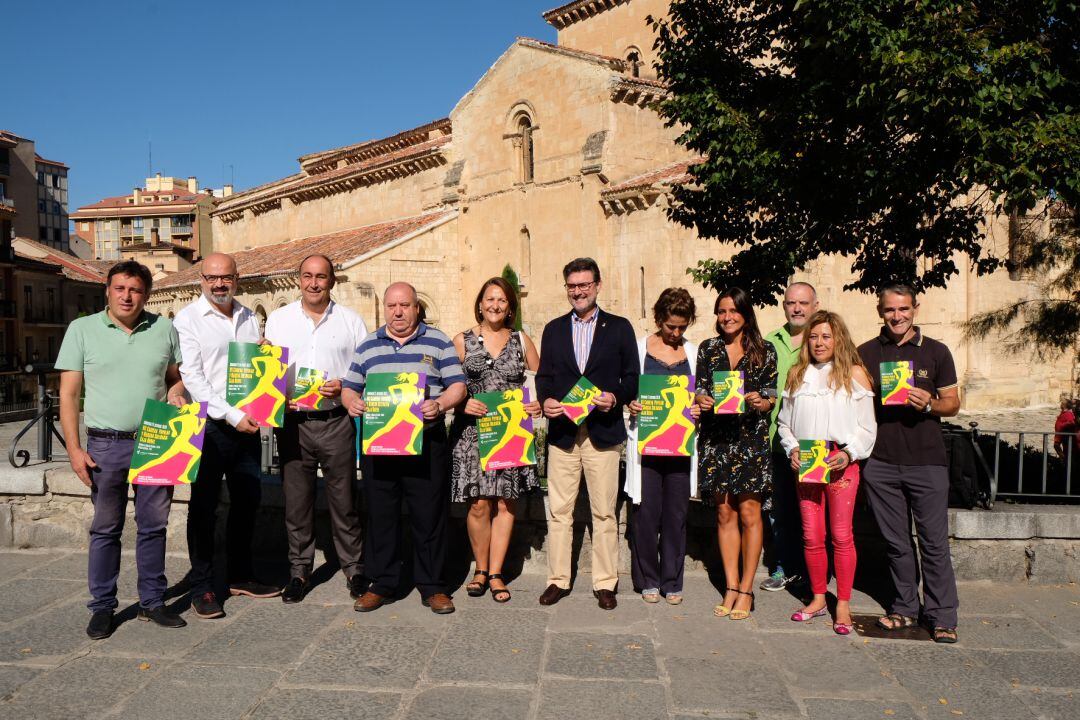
left=922, top=400, right=933, bottom=414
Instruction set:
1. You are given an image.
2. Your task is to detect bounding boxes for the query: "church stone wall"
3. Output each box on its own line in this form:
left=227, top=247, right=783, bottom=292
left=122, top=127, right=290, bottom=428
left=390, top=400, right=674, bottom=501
left=555, top=0, right=670, bottom=74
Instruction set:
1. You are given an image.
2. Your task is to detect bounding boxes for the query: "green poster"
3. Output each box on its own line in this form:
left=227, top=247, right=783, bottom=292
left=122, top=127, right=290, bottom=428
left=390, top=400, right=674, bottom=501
left=476, top=388, right=536, bottom=472
left=880, top=361, right=916, bottom=406
left=712, top=370, right=745, bottom=414
left=293, top=367, right=328, bottom=410
left=637, top=374, right=696, bottom=457
left=226, top=342, right=289, bottom=427
left=362, top=371, right=427, bottom=456
left=560, top=376, right=601, bottom=425
left=798, top=439, right=833, bottom=484
left=128, top=399, right=207, bottom=486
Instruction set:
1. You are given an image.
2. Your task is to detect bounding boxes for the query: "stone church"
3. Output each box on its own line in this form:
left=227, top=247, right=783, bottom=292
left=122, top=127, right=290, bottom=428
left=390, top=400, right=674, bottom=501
left=149, top=0, right=1071, bottom=409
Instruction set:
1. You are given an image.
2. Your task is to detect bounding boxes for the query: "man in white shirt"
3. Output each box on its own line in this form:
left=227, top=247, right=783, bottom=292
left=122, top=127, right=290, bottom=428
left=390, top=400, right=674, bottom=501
left=173, top=252, right=280, bottom=619
left=265, top=255, right=368, bottom=603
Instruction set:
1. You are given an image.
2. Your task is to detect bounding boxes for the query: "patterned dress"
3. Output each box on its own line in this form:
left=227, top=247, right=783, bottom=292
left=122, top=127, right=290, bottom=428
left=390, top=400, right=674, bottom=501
left=695, top=337, right=779, bottom=498
left=450, top=330, right=540, bottom=501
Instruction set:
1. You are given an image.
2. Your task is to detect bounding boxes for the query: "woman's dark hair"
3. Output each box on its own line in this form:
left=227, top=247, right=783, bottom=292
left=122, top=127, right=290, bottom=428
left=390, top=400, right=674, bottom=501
left=652, top=287, right=696, bottom=327
left=714, top=287, right=766, bottom=368
left=473, top=277, right=520, bottom=324
left=106, top=260, right=153, bottom=294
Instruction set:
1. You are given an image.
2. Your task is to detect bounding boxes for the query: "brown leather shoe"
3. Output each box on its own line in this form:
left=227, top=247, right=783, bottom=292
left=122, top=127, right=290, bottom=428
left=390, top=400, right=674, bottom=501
left=594, top=589, right=617, bottom=610
left=422, top=593, right=455, bottom=615
left=354, top=591, right=389, bottom=613
left=539, top=584, right=570, bottom=606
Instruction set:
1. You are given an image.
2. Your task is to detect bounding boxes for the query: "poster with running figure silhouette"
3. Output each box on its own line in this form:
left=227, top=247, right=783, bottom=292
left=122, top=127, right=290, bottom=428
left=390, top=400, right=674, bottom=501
left=637, top=374, right=696, bottom=457
left=293, top=367, right=328, bottom=410
left=226, top=342, right=289, bottom=427
left=798, top=439, right=836, bottom=484
left=128, top=399, right=207, bottom=485
left=712, top=370, right=745, bottom=414
left=880, top=361, right=915, bottom=406
left=362, top=371, right=427, bottom=455
left=476, top=388, right=536, bottom=471
left=560, top=376, right=601, bottom=425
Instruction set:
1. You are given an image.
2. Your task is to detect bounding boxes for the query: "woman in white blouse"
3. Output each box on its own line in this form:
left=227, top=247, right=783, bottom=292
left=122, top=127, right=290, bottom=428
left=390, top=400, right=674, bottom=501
left=776, top=310, right=876, bottom=635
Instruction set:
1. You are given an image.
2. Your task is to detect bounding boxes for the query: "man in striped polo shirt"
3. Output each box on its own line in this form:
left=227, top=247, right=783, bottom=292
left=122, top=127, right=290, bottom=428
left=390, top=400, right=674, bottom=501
left=342, top=282, right=467, bottom=614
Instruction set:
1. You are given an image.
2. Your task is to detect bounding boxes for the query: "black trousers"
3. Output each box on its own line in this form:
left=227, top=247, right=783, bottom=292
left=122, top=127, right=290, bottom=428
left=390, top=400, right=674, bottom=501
left=278, top=410, right=363, bottom=579
left=630, top=456, right=691, bottom=595
left=360, top=422, right=448, bottom=598
left=186, top=419, right=262, bottom=595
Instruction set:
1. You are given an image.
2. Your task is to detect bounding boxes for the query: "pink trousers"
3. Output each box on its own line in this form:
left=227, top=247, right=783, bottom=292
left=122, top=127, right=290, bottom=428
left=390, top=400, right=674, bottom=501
left=798, top=462, right=860, bottom=601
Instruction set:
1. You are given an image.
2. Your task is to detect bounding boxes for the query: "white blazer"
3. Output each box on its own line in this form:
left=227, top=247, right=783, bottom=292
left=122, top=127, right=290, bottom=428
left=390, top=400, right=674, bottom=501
left=624, top=335, right=699, bottom=504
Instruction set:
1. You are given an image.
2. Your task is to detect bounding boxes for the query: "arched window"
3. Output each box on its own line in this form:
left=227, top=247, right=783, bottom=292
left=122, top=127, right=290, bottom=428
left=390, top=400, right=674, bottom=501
left=254, top=305, right=267, bottom=333
left=518, top=115, right=534, bottom=184
left=625, top=47, right=642, bottom=78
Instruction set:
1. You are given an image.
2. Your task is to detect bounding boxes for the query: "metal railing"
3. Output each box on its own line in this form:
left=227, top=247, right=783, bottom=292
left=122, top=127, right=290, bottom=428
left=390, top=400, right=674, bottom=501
left=953, top=422, right=1080, bottom=503
left=6, top=366, right=65, bottom=467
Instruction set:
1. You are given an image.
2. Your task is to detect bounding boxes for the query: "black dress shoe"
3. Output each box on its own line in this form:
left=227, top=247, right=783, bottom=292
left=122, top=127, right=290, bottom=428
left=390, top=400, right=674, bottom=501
left=138, top=606, right=187, bottom=628
left=594, top=589, right=618, bottom=611
left=281, top=577, right=308, bottom=604
left=86, top=610, right=114, bottom=639
left=539, top=584, right=570, bottom=606
left=191, top=591, right=225, bottom=619
left=347, top=573, right=368, bottom=600
left=228, top=580, right=282, bottom=598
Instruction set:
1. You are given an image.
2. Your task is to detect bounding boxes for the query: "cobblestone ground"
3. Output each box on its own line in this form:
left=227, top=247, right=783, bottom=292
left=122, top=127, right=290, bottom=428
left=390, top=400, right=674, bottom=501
left=1, top=550, right=1078, bottom=719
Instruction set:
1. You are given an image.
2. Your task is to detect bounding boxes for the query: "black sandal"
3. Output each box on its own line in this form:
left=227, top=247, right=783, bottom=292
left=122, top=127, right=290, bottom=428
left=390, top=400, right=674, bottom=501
left=932, top=626, right=958, bottom=644
left=489, top=573, right=511, bottom=603
left=876, top=613, right=918, bottom=631
left=466, top=569, right=489, bottom=597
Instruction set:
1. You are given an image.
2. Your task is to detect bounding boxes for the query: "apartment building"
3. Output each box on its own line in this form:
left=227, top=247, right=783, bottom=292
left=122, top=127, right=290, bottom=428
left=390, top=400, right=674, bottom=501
left=0, top=130, right=70, bottom=253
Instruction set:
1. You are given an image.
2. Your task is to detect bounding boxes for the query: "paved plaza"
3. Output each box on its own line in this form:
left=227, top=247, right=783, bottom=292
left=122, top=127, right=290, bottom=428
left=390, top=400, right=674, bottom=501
left=0, top=550, right=1078, bottom=719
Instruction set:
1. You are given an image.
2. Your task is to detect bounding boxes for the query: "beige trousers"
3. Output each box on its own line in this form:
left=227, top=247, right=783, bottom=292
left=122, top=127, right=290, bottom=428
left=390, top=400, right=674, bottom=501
left=545, top=425, right=622, bottom=591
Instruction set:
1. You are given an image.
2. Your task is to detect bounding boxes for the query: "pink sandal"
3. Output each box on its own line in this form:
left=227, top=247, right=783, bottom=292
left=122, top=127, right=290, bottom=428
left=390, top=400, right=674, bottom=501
left=790, top=607, right=828, bottom=622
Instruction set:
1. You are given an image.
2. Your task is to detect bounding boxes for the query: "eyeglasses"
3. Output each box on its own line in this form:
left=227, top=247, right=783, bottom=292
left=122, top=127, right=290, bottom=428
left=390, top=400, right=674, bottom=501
left=202, top=274, right=237, bottom=284
left=564, top=281, right=597, bottom=292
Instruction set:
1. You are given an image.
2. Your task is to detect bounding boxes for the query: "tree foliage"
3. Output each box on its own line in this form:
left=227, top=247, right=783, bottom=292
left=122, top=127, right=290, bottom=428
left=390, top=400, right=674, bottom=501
left=651, top=0, right=1080, bottom=306
left=501, top=264, right=524, bottom=331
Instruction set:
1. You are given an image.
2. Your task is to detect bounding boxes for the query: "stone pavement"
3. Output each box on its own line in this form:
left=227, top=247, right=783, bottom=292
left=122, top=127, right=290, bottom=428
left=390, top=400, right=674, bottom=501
left=1, top=551, right=1079, bottom=719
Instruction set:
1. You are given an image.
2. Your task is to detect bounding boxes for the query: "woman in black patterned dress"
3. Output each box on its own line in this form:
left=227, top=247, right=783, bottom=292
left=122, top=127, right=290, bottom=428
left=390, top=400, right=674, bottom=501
left=695, top=287, right=778, bottom=621
left=450, top=277, right=541, bottom=602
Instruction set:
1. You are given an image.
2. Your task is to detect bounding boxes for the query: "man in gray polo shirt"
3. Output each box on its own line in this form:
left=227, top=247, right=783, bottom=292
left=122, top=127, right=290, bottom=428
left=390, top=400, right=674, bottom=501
left=57, top=260, right=188, bottom=639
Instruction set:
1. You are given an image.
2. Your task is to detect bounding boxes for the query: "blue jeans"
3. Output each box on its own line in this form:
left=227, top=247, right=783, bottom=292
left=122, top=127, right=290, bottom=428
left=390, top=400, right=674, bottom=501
left=766, top=451, right=806, bottom=579
left=86, top=434, right=173, bottom=612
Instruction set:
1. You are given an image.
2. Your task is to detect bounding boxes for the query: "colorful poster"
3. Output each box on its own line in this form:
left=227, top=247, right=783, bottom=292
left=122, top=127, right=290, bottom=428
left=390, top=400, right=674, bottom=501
left=476, top=388, right=536, bottom=471
left=226, top=342, right=289, bottom=427
left=712, top=370, right=745, bottom=414
left=880, top=361, right=915, bottom=406
left=293, top=367, right=328, bottom=410
left=637, top=374, right=696, bottom=457
left=798, top=439, right=835, bottom=484
left=362, top=372, right=427, bottom=456
left=560, top=376, right=601, bottom=425
left=128, top=399, right=207, bottom=486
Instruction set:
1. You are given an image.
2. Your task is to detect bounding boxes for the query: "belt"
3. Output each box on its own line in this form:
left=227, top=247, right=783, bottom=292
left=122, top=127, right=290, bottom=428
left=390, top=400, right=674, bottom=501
left=292, top=405, right=348, bottom=421
left=87, top=428, right=136, bottom=440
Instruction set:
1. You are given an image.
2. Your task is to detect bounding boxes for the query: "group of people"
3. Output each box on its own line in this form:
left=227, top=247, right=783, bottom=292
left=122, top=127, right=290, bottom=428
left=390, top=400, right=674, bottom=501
left=58, top=253, right=961, bottom=645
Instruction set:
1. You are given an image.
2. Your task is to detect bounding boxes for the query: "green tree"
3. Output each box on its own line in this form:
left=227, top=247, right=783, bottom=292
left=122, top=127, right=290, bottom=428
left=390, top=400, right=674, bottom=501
left=650, top=0, right=1080, bottom=306
left=501, top=264, right=524, bottom=331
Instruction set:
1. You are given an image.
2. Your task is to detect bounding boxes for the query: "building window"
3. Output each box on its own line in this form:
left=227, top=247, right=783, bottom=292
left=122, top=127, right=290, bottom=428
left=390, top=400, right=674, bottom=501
left=39, top=227, right=47, bottom=241
left=134, top=217, right=143, bottom=229
left=640, top=267, right=646, bottom=319
left=37, top=171, right=45, bottom=184
left=23, top=285, right=32, bottom=321
left=52, top=175, right=60, bottom=188
left=48, top=336, right=56, bottom=360
left=518, top=115, right=534, bottom=184
left=52, top=202, right=60, bottom=214
left=625, top=47, right=642, bottom=78
left=38, top=200, right=45, bottom=213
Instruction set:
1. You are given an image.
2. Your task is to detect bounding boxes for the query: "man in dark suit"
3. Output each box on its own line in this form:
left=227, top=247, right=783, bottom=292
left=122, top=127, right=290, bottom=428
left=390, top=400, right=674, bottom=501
left=536, top=258, right=639, bottom=610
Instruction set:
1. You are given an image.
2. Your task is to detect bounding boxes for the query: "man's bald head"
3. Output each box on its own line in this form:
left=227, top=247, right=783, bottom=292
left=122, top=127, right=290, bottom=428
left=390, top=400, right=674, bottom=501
left=782, top=281, right=819, bottom=331
left=383, top=282, right=421, bottom=338
left=202, top=252, right=238, bottom=276
left=384, top=282, right=418, bottom=305
left=200, top=252, right=240, bottom=308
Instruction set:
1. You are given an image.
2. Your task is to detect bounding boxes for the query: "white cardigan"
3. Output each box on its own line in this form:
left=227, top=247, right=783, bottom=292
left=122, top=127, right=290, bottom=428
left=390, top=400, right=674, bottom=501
left=624, top=335, right=699, bottom=504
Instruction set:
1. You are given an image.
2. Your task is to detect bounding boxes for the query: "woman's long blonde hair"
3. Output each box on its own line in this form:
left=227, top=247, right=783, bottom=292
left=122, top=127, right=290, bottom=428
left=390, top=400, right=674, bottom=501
left=786, top=310, right=867, bottom=394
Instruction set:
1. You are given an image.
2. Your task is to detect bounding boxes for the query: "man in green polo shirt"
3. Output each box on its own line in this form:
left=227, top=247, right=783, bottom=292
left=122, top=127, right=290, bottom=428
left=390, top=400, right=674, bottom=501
left=761, top=282, right=819, bottom=592
left=56, top=260, right=187, bottom=640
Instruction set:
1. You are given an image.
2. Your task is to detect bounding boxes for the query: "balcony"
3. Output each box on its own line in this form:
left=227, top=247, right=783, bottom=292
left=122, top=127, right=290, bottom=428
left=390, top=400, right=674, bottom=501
left=0, top=196, right=14, bottom=209
left=170, top=225, right=193, bottom=235
left=23, top=309, right=66, bottom=325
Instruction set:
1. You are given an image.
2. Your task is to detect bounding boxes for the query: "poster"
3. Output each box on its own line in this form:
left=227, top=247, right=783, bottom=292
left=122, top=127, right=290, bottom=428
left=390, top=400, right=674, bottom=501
left=798, top=439, right=834, bottom=484
left=880, top=361, right=915, bottom=406
left=362, top=371, right=427, bottom=455
left=637, top=374, right=696, bottom=457
left=712, top=370, right=745, bottom=414
left=226, top=342, right=289, bottom=427
left=293, top=367, right=328, bottom=411
left=476, top=388, right=536, bottom=471
left=560, top=376, right=601, bottom=425
left=128, top=399, right=207, bottom=486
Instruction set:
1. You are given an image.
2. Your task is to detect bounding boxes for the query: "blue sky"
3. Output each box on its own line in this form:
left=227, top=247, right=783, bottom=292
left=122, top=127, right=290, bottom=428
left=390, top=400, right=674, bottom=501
left=6, top=1, right=557, bottom=214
